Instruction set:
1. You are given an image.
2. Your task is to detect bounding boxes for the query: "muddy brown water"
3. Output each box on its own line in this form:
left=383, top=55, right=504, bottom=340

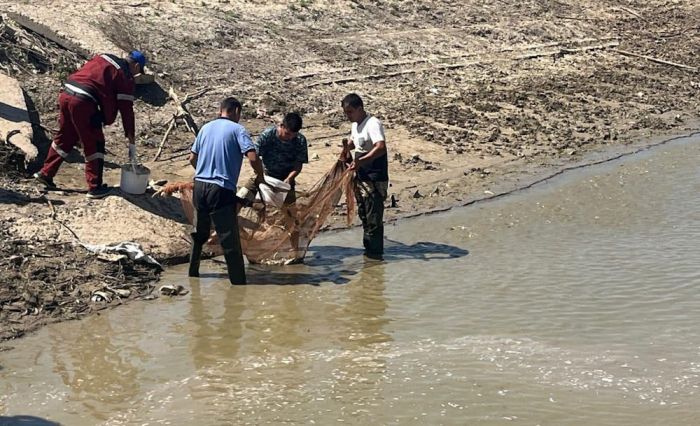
left=1, top=135, right=699, bottom=425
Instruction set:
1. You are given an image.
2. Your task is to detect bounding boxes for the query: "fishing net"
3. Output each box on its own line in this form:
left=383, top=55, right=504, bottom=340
left=157, top=160, right=355, bottom=264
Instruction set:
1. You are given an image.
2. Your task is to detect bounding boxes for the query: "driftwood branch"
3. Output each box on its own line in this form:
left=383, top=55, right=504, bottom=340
left=152, top=87, right=209, bottom=161
left=152, top=116, right=176, bottom=161
left=613, top=49, right=699, bottom=73
left=167, top=86, right=206, bottom=136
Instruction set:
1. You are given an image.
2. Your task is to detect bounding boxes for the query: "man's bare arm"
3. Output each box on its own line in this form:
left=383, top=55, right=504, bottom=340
left=285, top=162, right=303, bottom=184
left=246, top=150, right=265, bottom=185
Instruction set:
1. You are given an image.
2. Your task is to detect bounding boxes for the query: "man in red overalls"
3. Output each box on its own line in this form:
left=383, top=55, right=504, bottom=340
left=34, top=50, right=147, bottom=199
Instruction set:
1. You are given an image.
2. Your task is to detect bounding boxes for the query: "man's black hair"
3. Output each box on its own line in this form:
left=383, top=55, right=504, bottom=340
left=341, top=93, right=364, bottom=109
left=220, top=97, right=242, bottom=112
left=282, top=112, right=303, bottom=132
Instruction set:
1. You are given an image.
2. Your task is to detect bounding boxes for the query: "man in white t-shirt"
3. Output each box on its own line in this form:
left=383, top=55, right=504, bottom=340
left=340, top=93, right=388, bottom=260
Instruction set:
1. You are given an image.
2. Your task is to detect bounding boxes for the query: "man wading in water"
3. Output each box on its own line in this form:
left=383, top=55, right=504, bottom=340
left=188, top=97, right=265, bottom=284
left=340, top=93, right=389, bottom=260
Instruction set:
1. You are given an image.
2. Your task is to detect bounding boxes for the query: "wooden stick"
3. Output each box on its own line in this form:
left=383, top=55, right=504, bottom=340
left=555, top=15, right=600, bottom=22
left=612, top=49, right=699, bottom=73
left=617, top=6, right=644, bottom=20
left=181, top=87, right=210, bottom=104
left=517, top=42, right=619, bottom=60
left=153, top=117, right=176, bottom=161
left=159, top=150, right=191, bottom=162
left=658, top=26, right=700, bottom=38
left=39, top=194, right=57, bottom=219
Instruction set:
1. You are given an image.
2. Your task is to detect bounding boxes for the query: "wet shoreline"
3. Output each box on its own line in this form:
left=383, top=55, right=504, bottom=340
left=1, top=125, right=699, bottom=345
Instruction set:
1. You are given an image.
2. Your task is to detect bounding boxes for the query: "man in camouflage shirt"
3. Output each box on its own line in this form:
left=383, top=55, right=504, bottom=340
left=238, top=112, right=308, bottom=206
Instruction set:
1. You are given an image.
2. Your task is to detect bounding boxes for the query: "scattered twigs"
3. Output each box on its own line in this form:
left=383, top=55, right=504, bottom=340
left=171, top=86, right=208, bottom=134
left=612, top=49, right=699, bottom=73
left=152, top=86, right=208, bottom=161
left=0, top=14, right=85, bottom=76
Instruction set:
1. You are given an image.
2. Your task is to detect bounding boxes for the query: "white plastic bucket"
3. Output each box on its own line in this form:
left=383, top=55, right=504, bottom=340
left=256, top=175, right=291, bottom=208
left=120, top=164, right=151, bottom=195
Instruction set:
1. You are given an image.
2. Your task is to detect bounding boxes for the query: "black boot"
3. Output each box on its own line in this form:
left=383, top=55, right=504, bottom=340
left=223, top=250, right=246, bottom=285
left=210, top=206, right=247, bottom=285
left=189, top=242, right=203, bottom=277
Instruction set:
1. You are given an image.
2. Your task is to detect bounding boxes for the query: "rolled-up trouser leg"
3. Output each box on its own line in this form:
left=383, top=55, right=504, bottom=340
left=210, top=204, right=246, bottom=285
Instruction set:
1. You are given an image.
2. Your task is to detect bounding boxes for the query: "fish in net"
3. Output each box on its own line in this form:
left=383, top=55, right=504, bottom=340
left=156, top=160, right=355, bottom=264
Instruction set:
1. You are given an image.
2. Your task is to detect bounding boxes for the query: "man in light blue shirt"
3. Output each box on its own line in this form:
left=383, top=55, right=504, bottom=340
left=188, top=97, right=264, bottom=285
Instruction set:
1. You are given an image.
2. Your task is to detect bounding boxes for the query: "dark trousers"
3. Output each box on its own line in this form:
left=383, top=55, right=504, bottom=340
left=190, top=181, right=246, bottom=284
left=355, top=180, right=387, bottom=256
left=40, top=92, right=105, bottom=190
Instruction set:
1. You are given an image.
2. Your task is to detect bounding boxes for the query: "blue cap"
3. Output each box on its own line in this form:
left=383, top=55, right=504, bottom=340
left=128, top=50, right=147, bottom=72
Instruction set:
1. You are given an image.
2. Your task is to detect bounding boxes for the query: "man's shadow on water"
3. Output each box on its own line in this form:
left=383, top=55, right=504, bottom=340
left=305, top=238, right=469, bottom=268
left=204, top=261, right=359, bottom=286
left=0, top=415, right=61, bottom=425
left=203, top=238, right=469, bottom=286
